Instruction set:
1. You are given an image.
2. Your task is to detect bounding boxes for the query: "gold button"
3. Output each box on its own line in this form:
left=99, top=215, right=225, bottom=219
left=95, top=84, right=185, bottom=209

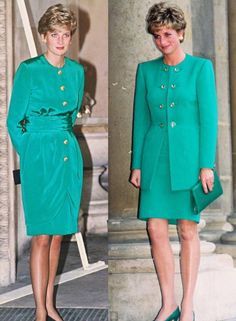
left=60, top=85, right=65, bottom=91
left=64, top=139, right=68, bottom=145
left=171, top=84, right=176, bottom=89
left=174, top=67, right=179, bottom=72
left=62, top=101, right=68, bottom=106
left=64, top=156, right=68, bottom=162
left=170, top=121, right=176, bottom=128
left=164, top=67, right=168, bottom=72
left=159, top=104, right=164, bottom=109
left=161, top=84, right=166, bottom=89
left=58, top=70, right=62, bottom=75
left=159, top=122, right=165, bottom=128
left=170, top=102, right=175, bottom=108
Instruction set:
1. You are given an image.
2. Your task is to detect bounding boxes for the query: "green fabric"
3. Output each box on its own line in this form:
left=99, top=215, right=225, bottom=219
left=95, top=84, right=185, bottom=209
left=131, top=54, right=218, bottom=191
left=7, top=55, right=84, bottom=236
left=139, top=131, right=200, bottom=224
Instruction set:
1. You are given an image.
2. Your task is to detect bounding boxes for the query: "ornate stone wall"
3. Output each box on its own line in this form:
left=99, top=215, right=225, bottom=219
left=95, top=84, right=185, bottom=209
left=0, top=0, right=16, bottom=286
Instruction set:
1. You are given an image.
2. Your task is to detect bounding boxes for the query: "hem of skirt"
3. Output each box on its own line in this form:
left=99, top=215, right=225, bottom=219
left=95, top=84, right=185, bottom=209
left=138, top=215, right=200, bottom=225
left=26, top=227, right=79, bottom=236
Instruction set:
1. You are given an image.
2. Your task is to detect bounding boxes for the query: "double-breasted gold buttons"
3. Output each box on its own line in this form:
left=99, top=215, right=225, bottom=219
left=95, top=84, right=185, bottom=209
left=170, top=121, right=176, bottom=128
left=58, top=70, right=62, bottom=75
left=64, top=156, right=68, bottom=162
left=171, top=84, right=176, bottom=89
left=60, top=85, right=65, bottom=91
left=161, top=84, right=166, bottom=89
left=62, top=101, right=68, bottom=107
left=159, top=104, right=164, bottom=109
left=159, top=122, right=165, bottom=128
left=64, top=139, right=68, bottom=145
left=170, top=102, right=175, bottom=108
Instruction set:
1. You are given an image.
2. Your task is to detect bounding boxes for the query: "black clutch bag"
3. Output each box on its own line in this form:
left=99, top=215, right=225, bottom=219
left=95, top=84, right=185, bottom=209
left=192, top=170, right=223, bottom=213
left=13, top=169, right=21, bottom=185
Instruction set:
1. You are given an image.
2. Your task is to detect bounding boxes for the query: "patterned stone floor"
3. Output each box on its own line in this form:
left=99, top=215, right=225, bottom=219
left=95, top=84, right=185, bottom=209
left=0, top=307, right=108, bottom=321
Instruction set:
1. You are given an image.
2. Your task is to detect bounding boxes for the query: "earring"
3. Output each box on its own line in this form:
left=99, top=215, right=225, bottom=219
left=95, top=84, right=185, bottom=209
left=179, top=36, right=183, bottom=41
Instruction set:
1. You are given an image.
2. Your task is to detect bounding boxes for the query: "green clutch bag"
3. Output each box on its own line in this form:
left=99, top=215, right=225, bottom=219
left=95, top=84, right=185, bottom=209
left=192, top=170, right=223, bottom=213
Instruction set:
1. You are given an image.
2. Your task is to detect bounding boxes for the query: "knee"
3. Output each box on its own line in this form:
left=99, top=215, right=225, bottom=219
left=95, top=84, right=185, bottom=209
left=147, top=220, right=168, bottom=243
left=52, top=235, right=63, bottom=245
left=32, top=235, right=50, bottom=248
left=178, top=224, right=197, bottom=242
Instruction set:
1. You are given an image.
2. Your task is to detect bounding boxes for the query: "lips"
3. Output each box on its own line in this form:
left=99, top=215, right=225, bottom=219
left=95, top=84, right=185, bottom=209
left=161, top=45, right=170, bottom=50
left=56, top=47, right=64, bottom=50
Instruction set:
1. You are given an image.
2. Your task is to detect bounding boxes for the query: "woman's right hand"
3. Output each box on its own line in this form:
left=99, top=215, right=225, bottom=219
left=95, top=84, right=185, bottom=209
left=130, top=169, right=141, bottom=188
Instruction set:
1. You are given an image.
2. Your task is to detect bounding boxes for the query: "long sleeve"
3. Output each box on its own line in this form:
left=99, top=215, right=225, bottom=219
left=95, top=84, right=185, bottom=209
left=196, top=60, right=218, bottom=169
left=131, top=64, right=151, bottom=169
left=72, top=66, right=85, bottom=125
left=7, top=62, right=31, bottom=155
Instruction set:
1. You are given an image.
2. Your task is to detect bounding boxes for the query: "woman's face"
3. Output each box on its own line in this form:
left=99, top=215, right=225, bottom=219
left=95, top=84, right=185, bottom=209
left=152, top=26, right=183, bottom=56
left=41, top=25, right=72, bottom=57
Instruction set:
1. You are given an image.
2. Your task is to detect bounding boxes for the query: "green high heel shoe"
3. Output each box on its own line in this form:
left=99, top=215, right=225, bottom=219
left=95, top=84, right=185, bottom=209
left=153, top=306, right=180, bottom=321
left=165, top=307, right=180, bottom=321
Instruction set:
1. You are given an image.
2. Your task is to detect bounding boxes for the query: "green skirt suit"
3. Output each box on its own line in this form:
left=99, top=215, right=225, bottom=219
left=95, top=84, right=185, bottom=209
left=131, top=54, right=218, bottom=224
left=7, top=55, right=84, bottom=236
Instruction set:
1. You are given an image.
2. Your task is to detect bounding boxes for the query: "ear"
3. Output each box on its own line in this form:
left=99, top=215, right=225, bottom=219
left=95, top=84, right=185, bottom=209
left=178, top=30, right=184, bottom=41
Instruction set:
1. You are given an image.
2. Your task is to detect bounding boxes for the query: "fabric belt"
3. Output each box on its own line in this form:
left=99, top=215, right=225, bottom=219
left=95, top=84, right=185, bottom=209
left=23, top=115, right=73, bottom=132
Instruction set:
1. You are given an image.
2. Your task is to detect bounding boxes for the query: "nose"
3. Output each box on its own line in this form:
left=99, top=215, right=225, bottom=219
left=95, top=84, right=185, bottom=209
left=159, top=37, right=167, bottom=46
left=57, top=36, right=63, bottom=44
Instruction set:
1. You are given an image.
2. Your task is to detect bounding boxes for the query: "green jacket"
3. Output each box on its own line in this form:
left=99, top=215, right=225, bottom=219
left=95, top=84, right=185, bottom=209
left=131, top=54, right=218, bottom=191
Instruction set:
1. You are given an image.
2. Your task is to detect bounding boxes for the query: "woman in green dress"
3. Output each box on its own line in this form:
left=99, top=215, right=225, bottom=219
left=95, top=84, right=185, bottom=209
left=130, top=2, right=217, bottom=321
left=7, top=4, right=84, bottom=321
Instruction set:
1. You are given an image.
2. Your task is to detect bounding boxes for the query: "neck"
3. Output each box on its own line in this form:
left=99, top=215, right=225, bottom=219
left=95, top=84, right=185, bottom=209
left=44, top=52, right=65, bottom=68
left=163, top=49, right=185, bottom=66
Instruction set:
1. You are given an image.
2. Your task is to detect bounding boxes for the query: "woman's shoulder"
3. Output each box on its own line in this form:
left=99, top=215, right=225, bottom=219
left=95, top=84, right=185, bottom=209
left=16, top=56, right=41, bottom=70
left=187, top=54, right=213, bottom=67
left=138, top=56, right=162, bottom=68
left=65, top=57, right=84, bottom=73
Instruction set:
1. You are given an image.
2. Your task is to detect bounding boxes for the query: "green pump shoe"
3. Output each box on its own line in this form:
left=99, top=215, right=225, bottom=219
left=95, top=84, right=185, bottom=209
left=154, top=307, right=180, bottom=321
left=165, top=307, right=180, bottom=321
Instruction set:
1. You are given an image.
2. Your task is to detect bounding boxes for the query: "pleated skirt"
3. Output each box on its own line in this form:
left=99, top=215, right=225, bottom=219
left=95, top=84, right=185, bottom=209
left=138, top=133, right=200, bottom=225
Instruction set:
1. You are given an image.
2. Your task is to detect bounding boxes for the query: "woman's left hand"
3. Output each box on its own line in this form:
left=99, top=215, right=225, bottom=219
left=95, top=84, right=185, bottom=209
left=199, top=168, right=214, bottom=193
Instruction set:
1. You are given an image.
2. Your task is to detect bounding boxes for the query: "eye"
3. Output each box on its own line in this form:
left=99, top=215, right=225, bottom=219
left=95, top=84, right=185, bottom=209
left=153, top=34, right=160, bottom=40
left=63, top=33, right=71, bottom=38
left=51, top=33, right=58, bottom=38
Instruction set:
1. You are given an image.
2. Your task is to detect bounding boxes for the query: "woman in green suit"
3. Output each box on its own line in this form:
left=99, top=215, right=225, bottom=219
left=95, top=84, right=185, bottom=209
left=130, top=2, right=217, bottom=321
left=7, top=4, right=84, bottom=321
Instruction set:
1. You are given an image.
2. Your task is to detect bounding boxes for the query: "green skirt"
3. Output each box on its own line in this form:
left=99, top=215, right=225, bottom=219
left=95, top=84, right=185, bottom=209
left=138, top=134, right=200, bottom=224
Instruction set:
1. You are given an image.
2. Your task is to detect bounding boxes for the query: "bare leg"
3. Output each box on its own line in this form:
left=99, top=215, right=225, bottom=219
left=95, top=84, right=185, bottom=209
left=178, top=220, right=200, bottom=321
left=30, top=235, right=51, bottom=321
left=46, top=235, right=63, bottom=321
left=147, top=218, right=178, bottom=321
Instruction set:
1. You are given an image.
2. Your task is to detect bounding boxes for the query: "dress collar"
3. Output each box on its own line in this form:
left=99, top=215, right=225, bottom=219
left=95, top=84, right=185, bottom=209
left=160, top=53, right=189, bottom=72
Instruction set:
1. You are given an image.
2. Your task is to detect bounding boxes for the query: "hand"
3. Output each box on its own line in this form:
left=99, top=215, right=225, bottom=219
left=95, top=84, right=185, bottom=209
left=199, top=168, right=214, bottom=193
left=130, top=169, right=141, bottom=188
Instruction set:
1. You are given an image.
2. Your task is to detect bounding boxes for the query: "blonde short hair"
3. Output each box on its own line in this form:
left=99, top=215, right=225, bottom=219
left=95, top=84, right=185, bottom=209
left=146, top=2, right=186, bottom=42
left=38, top=3, right=77, bottom=36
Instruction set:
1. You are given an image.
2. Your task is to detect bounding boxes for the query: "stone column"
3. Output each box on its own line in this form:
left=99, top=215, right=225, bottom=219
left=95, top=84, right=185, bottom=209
left=108, top=1, right=236, bottom=320
left=0, top=0, right=16, bottom=286
left=219, top=0, right=236, bottom=259
left=191, top=0, right=233, bottom=243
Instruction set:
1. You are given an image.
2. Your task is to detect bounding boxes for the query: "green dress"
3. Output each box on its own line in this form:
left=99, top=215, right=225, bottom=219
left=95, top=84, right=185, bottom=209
left=7, top=55, right=84, bottom=236
left=131, top=54, right=218, bottom=224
